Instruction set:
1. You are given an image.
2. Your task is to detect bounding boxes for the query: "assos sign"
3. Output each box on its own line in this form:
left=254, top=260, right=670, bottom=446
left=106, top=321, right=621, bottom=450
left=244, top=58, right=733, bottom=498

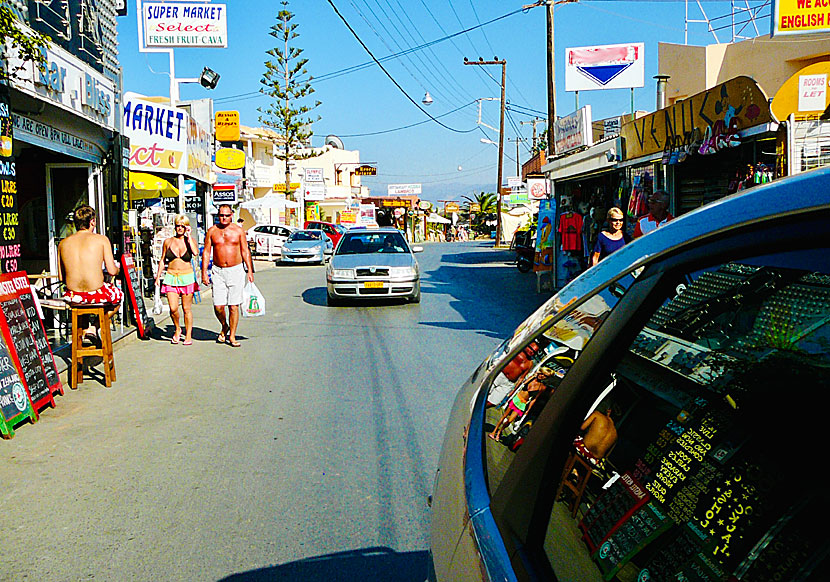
left=143, top=3, right=228, bottom=48
left=122, top=92, right=188, bottom=174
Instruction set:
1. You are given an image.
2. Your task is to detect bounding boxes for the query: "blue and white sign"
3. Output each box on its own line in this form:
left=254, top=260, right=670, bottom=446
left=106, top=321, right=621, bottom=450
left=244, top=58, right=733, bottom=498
left=565, top=43, right=645, bottom=92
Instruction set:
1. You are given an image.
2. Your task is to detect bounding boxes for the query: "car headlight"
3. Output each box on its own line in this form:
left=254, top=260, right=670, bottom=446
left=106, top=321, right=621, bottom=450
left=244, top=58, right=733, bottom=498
left=390, top=266, right=417, bottom=277
left=330, top=268, right=354, bottom=278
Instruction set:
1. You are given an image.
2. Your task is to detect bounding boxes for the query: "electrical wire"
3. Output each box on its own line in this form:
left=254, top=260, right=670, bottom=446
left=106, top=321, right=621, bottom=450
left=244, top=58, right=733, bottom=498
left=337, top=100, right=478, bottom=137
left=325, top=0, right=479, bottom=134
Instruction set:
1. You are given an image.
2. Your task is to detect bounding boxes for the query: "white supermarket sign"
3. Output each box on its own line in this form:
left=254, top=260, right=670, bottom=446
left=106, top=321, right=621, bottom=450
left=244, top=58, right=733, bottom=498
left=143, top=2, right=228, bottom=48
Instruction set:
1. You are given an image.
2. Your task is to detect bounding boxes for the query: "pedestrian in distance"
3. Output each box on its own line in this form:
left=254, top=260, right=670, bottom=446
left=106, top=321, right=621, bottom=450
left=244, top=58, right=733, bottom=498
left=590, top=207, right=630, bottom=267
left=201, top=204, right=255, bottom=347
left=632, top=190, right=673, bottom=239
left=155, top=214, right=199, bottom=345
left=58, top=205, right=123, bottom=344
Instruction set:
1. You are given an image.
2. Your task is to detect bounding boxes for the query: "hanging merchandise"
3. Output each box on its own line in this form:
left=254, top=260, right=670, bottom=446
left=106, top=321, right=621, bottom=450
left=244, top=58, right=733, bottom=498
left=558, top=211, right=584, bottom=252
left=627, top=173, right=651, bottom=219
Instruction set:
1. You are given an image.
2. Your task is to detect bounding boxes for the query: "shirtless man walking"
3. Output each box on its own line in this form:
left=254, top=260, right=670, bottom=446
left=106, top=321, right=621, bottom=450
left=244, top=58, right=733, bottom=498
left=58, top=205, right=123, bottom=341
left=201, top=204, right=254, bottom=347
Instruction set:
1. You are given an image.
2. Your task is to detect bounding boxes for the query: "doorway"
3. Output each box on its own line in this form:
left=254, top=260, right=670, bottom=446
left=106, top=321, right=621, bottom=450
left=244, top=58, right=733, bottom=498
left=45, top=164, right=101, bottom=275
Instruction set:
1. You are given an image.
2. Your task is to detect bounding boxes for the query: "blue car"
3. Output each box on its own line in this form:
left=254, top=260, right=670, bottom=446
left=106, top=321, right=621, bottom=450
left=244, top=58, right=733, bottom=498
left=429, top=168, right=830, bottom=582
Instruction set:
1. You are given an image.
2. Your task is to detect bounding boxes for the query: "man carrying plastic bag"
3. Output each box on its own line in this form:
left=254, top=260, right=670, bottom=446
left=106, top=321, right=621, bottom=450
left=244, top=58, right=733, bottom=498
left=242, top=281, right=265, bottom=318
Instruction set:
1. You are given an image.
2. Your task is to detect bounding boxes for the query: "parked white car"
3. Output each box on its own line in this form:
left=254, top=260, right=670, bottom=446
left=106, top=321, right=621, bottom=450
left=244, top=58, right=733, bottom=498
left=246, top=224, right=295, bottom=256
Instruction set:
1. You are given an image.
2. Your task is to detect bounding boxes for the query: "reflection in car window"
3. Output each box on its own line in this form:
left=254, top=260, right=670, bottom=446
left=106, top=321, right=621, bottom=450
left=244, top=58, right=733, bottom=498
left=542, top=250, right=829, bottom=582
left=484, top=274, right=636, bottom=493
left=337, top=232, right=408, bottom=255
left=290, top=231, right=322, bottom=241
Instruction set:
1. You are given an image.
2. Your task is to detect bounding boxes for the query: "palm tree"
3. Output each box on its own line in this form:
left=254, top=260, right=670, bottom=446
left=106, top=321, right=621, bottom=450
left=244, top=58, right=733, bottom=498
left=462, top=192, right=497, bottom=234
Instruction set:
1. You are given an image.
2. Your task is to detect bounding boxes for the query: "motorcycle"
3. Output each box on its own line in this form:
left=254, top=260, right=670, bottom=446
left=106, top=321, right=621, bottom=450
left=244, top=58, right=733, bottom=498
left=511, top=228, right=536, bottom=273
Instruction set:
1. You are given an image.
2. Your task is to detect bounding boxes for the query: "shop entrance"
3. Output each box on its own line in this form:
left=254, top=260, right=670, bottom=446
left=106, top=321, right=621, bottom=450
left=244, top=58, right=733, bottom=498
left=45, top=164, right=103, bottom=275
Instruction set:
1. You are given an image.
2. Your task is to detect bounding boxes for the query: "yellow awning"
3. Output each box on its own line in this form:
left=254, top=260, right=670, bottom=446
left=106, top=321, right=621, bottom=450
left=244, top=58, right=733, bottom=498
left=129, top=171, right=179, bottom=199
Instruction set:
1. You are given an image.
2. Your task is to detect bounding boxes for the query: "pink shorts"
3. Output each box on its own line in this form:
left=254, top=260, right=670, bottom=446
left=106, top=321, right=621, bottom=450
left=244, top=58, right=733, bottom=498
left=508, top=401, right=525, bottom=417
left=63, top=282, right=124, bottom=306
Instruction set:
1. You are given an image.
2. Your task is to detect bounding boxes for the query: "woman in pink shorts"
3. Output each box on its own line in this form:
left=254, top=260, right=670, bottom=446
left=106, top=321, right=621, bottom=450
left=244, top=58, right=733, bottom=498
left=154, top=215, right=199, bottom=345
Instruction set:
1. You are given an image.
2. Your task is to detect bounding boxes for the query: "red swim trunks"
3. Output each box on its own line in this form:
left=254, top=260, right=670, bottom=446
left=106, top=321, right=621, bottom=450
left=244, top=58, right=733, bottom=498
left=63, top=282, right=124, bottom=306
left=573, top=436, right=600, bottom=466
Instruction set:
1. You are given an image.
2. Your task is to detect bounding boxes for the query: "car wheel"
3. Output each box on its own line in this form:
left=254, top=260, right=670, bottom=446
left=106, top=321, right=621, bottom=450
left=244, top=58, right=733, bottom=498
left=409, top=283, right=421, bottom=304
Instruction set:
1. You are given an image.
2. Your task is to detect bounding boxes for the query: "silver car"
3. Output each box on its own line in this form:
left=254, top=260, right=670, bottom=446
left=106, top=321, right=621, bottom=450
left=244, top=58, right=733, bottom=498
left=279, top=229, right=332, bottom=265
left=326, top=228, right=422, bottom=305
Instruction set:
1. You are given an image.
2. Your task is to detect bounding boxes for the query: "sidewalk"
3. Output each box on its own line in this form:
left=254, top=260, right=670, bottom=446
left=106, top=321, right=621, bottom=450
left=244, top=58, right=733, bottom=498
left=48, top=258, right=277, bottom=384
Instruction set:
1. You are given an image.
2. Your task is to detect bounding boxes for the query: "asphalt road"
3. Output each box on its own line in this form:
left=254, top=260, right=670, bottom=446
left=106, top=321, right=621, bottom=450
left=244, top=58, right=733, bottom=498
left=0, top=241, right=550, bottom=582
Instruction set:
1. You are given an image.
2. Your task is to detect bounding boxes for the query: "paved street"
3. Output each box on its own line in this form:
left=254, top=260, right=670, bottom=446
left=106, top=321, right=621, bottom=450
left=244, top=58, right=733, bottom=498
left=0, top=242, right=549, bottom=582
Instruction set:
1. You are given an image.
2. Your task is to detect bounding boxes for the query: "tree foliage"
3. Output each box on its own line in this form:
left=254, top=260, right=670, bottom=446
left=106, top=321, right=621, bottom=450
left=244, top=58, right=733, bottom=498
left=0, top=0, right=49, bottom=83
left=462, top=192, right=497, bottom=234
left=258, top=1, right=321, bottom=193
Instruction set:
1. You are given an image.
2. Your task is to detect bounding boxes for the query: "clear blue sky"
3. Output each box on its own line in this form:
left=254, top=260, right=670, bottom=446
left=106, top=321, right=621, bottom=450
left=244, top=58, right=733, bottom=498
left=118, top=1, right=771, bottom=202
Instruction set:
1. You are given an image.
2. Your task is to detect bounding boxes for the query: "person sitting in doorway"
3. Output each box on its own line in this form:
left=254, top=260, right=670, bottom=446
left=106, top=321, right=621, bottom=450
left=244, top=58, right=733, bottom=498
left=58, top=205, right=123, bottom=344
left=573, top=405, right=618, bottom=465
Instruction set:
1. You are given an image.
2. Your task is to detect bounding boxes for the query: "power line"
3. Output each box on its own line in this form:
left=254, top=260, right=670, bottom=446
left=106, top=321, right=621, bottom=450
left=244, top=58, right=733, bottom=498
left=337, top=100, right=478, bottom=137
left=325, top=0, right=479, bottom=134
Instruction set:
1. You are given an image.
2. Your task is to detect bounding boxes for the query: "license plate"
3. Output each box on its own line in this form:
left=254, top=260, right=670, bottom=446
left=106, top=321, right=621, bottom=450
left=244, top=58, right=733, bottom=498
left=363, top=281, right=384, bottom=288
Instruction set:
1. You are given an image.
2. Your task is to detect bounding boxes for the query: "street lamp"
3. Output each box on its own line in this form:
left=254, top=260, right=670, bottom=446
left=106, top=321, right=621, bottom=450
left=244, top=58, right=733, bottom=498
left=422, top=91, right=433, bottom=106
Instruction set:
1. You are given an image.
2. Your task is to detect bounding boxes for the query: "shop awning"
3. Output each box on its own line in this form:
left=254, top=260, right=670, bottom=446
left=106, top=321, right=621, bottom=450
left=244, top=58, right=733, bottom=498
left=130, top=172, right=179, bottom=199
left=426, top=213, right=451, bottom=224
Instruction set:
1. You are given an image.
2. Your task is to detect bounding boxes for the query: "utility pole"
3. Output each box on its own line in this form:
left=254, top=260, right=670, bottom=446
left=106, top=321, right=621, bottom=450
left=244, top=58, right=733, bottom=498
left=465, top=57, right=506, bottom=246
left=508, top=137, right=526, bottom=176
left=521, top=118, right=545, bottom=151
left=546, top=0, right=556, bottom=158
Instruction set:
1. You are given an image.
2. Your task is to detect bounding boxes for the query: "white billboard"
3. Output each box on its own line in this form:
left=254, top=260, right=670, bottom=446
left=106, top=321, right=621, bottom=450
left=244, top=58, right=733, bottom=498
left=554, top=106, right=593, bottom=155
left=565, top=43, right=644, bottom=92
left=123, top=92, right=189, bottom=174
left=388, top=184, right=422, bottom=195
left=143, top=3, right=228, bottom=48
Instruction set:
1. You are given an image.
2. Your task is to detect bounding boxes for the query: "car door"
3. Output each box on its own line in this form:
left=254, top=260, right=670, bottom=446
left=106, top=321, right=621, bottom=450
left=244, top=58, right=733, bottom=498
left=480, top=208, right=830, bottom=581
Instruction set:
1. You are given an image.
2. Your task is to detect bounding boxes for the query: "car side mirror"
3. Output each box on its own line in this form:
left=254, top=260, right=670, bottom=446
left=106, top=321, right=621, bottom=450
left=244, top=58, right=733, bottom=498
left=412, top=246, right=424, bottom=253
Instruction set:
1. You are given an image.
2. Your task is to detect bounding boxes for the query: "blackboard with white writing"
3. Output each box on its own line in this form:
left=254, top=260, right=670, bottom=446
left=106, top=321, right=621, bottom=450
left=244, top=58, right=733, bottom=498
left=0, top=296, right=52, bottom=410
left=121, top=253, right=153, bottom=338
left=0, top=335, right=35, bottom=438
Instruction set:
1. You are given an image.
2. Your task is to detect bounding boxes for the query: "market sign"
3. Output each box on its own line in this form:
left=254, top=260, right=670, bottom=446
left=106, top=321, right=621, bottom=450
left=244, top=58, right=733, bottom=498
left=620, top=76, right=773, bottom=160
left=143, top=2, right=228, bottom=48
left=771, top=0, right=830, bottom=36
left=445, top=202, right=460, bottom=213
left=388, top=183, right=421, bottom=195
left=123, top=92, right=188, bottom=174
left=565, top=43, right=645, bottom=92
left=274, top=182, right=301, bottom=192
left=469, top=203, right=481, bottom=212
left=554, top=105, right=594, bottom=155
left=354, top=164, right=377, bottom=176
left=304, top=183, right=326, bottom=201
left=771, top=62, right=830, bottom=119
left=215, top=110, right=240, bottom=142
left=215, top=147, right=246, bottom=171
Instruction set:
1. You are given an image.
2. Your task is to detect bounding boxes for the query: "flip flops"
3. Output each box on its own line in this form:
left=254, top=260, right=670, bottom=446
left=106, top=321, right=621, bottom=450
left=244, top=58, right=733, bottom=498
left=171, top=332, right=180, bottom=344
left=182, top=339, right=192, bottom=346
left=226, top=339, right=241, bottom=348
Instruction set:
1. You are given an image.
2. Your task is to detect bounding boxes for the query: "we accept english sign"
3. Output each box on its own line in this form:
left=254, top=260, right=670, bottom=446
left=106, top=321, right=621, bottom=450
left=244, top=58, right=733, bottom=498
left=123, top=92, right=188, bottom=174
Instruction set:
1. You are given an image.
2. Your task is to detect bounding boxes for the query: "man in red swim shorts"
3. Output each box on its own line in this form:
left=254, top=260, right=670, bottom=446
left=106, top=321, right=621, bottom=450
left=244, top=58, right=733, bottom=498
left=58, top=205, right=123, bottom=341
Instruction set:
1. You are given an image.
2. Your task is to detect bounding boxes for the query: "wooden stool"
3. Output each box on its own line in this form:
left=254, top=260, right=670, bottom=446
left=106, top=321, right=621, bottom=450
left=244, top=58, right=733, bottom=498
left=555, top=450, right=596, bottom=518
left=70, top=304, right=116, bottom=389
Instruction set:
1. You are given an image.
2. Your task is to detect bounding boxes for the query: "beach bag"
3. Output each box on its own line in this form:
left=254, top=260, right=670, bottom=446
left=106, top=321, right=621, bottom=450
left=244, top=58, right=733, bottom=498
left=242, top=281, right=265, bottom=317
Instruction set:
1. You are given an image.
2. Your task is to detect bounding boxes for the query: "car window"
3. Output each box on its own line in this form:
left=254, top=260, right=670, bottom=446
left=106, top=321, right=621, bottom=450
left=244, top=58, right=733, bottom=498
left=337, top=232, right=408, bottom=255
left=290, top=231, right=321, bottom=241
left=540, top=248, right=829, bottom=582
left=484, top=273, right=637, bottom=493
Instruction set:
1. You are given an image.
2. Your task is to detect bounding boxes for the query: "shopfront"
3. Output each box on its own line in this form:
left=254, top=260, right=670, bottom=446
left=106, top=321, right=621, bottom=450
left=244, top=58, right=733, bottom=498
left=6, top=39, right=117, bottom=277
left=543, top=106, right=623, bottom=288
left=620, top=76, right=777, bottom=217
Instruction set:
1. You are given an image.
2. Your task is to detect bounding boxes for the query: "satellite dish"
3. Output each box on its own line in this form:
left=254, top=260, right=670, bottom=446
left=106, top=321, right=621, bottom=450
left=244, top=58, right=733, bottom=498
left=325, top=135, right=344, bottom=149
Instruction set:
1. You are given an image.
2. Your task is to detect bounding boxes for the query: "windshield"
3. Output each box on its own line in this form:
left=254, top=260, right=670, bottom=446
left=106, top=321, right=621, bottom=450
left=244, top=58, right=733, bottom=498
left=289, top=231, right=322, bottom=242
left=337, top=232, right=408, bottom=255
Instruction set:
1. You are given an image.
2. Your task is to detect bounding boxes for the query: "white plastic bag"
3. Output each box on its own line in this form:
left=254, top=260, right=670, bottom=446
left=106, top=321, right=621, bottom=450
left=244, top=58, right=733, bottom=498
left=242, top=281, right=265, bottom=317
left=152, top=284, right=164, bottom=315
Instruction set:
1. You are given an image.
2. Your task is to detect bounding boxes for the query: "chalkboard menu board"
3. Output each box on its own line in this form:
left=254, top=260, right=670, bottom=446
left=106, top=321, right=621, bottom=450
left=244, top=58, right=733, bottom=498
left=580, top=472, right=650, bottom=552
left=5, top=273, right=62, bottom=395
left=0, top=84, right=21, bottom=275
left=0, top=278, right=53, bottom=412
left=0, top=335, right=35, bottom=438
left=595, top=503, right=672, bottom=580
left=121, top=253, right=153, bottom=338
